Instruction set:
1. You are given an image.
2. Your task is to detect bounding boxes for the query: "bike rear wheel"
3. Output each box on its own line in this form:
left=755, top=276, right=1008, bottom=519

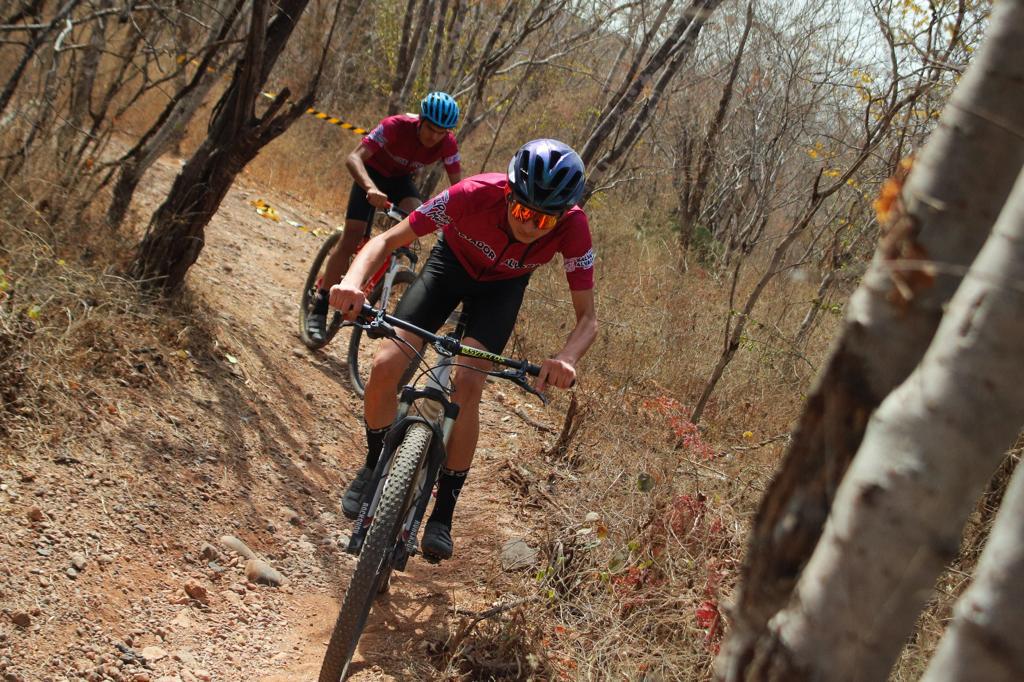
left=318, top=422, right=434, bottom=682
left=347, top=269, right=418, bottom=397
left=300, top=231, right=345, bottom=350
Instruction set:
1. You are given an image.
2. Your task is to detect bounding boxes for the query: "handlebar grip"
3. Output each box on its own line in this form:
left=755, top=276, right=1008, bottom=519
left=524, top=362, right=542, bottom=377
left=385, top=205, right=409, bottom=221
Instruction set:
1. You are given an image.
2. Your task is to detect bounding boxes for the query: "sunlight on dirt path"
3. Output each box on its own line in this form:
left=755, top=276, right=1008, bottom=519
left=0, top=155, right=555, bottom=682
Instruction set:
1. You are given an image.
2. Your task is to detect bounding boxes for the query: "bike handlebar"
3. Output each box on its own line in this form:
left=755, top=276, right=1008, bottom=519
left=358, top=303, right=542, bottom=377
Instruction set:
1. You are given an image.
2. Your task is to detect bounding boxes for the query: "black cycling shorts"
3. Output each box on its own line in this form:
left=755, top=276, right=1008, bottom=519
left=345, top=166, right=420, bottom=232
left=393, top=239, right=530, bottom=354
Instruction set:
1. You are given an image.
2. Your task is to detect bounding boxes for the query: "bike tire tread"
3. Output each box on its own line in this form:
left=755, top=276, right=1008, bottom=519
left=318, top=422, right=433, bottom=681
left=300, top=231, right=343, bottom=350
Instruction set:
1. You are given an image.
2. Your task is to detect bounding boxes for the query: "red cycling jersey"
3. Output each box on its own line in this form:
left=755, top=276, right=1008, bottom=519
left=408, top=173, right=595, bottom=291
left=361, top=114, right=461, bottom=178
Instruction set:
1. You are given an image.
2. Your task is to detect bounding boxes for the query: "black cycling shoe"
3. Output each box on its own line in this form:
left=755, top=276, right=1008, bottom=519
left=421, top=520, right=453, bottom=561
left=306, top=290, right=330, bottom=344
left=342, top=466, right=372, bottom=520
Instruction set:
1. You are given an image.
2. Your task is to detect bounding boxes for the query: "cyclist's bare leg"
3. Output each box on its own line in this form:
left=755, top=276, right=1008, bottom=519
left=363, top=329, right=425, bottom=430
left=397, top=196, right=422, bottom=213
left=443, top=337, right=493, bottom=471
left=325, top=196, right=418, bottom=289
left=322, top=218, right=368, bottom=289
left=420, top=337, right=490, bottom=559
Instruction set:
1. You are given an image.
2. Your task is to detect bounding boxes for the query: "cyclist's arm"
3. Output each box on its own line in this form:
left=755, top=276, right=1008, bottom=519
left=330, top=221, right=418, bottom=319
left=446, top=170, right=462, bottom=185
left=537, top=288, right=598, bottom=391
left=346, top=145, right=389, bottom=207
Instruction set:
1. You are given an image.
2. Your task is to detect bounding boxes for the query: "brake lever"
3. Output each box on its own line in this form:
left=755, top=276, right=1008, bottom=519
left=361, top=310, right=396, bottom=340
left=501, top=369, right=548, bottom=406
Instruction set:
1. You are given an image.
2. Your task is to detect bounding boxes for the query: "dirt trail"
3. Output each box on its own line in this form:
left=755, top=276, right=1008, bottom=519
left=0, top=155, right=558, bottom=681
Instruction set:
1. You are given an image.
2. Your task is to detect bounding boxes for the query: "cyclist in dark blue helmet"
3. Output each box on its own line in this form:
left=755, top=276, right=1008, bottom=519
left=306, top=92, right=462, bottom=343
left=330, top=139, right=598, bottom=560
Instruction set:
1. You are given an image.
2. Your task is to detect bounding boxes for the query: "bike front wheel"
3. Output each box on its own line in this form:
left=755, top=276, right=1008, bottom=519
left=299, top=231, right=344, bottom=350
left=347, top=268, right=418, bottom=397
left=318, top=422, right=433, bottom=682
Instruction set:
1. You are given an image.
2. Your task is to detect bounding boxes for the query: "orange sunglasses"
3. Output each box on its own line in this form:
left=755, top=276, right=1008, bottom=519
left=504, top=185, right=559, bottom=231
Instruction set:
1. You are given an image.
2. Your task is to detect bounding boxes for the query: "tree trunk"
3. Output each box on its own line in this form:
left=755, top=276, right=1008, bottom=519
left=679, top=0, right=753, bottom=245
left=386, top=0, right=420, bottom=115
left=920, top=452, right=1024, bottom=682
left=128, top=0, right=313, bottom=293
left=0, top=0, right=79, bottom=118
left=717, top=0, right=1024, bottom=675
left=691, top=194, right=819, bottom=424
left=107, top=0, right=244, bottom=228
left=579, top=0, right=709, bottom=169
left=757, top=163, right=1024, bottom=680
left=393, top=0, right=435, bottom=111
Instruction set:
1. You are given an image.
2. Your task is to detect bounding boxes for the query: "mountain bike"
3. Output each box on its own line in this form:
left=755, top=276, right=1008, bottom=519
left=298, top=205, right=418, bottom=396
left=317, top=303, right=546, bottom=682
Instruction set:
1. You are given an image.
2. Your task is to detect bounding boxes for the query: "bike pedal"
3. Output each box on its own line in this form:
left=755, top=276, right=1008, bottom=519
left=422, top=552, right=444, bottom=565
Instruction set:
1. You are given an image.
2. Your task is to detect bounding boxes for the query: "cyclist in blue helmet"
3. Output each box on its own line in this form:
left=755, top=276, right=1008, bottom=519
left=305, top=92, right=462, bottom=343
left=329, top=139, right=598, bottom=561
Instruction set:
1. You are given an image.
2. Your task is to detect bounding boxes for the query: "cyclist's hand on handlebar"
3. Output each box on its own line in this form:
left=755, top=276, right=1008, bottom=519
left=328, top=282, right=365, bottom=321
left=536, top=357, right=576, bottom=392
left=367, top=188, right=390, bottom=209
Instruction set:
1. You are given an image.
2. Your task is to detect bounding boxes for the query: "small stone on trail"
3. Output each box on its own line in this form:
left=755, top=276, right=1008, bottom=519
left=71, top=552, right=87, bottom=571
left=219, top=535, right=257, bottom=560
left=199, top=543, right=220, bottom=561
left=26, top=506, right=45, bottom=522
left=292, top=348, right=305, bottom=358
left=245, top=559, right=284, bottom=586
left=66, top=567, right=78, bottom=580
left=501, top=538, right=539, bottom=571
left=141, top=646, right=167, bottom=662
left=183, top=579, right=209, bottom=603
left=9, top=611, right=31, bottom=628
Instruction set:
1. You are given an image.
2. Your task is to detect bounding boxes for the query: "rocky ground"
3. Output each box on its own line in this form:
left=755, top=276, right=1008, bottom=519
left=0, top=154, right=562, bottom=681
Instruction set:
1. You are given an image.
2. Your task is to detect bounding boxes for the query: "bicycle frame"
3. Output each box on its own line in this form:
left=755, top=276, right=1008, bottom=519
left=344, top=306, right=543, bottom=567
left=357, top=206, right=417, bottom=308
left=345, top=314, right=466, bottom=566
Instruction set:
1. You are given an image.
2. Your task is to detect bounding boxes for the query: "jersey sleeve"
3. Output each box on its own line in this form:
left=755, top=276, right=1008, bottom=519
left=441, top=135, right=462, bottom=176
left=559, top=210, right=596, bottom=291
left=409, top=179, right=468, bottom=236
left=360, top=117, right=392, bottom=154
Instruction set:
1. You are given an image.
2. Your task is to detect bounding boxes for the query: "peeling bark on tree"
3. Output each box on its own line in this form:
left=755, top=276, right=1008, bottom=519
left=719, top=0, right=1024, bottom=677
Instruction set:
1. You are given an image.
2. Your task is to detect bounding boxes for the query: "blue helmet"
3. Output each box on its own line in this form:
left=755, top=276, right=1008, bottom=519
left=420, top=91, right=459, bottom=129
left=507, top=139, right=586, bottom=213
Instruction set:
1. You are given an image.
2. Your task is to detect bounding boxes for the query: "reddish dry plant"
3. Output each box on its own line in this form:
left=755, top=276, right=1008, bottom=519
left=641, top=395, right=716, bottom=460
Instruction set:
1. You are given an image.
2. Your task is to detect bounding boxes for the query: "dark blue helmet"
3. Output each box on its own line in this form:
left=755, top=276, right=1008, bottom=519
left=507, top=139, right=586, bottom=213
left=420, top=91, right=459, bottom=129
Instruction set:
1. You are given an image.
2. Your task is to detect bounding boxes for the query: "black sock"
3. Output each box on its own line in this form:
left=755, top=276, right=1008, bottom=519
left=428, top=467, right=468, bottom=527
left=365, top=425, right=388, bottom=470
left=313, top=287, right=329, bottom=313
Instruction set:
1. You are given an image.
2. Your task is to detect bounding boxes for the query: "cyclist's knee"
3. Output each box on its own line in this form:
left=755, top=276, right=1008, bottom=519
left=451, top=369, right=486, bottom=403
left=398, top=197, right=421, bottom=212
left=341, top=220, right=366, bottom=246
left=370, top=344, right=411, bottom=381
